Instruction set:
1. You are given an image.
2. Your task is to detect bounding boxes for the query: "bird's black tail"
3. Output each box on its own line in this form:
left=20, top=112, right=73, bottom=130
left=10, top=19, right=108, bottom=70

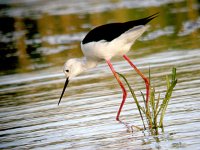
left=125, top=12, right=159, bottom=28
left=144, top=12, right=159, bottom=24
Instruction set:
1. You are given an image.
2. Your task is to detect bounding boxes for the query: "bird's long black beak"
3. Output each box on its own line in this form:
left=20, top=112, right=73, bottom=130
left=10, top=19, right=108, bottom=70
left=58, top=77, right=69, bottom=105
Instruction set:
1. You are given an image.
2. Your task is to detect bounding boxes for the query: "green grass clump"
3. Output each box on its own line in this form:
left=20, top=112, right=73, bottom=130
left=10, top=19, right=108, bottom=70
left=117, top=67, right=177, bottom=135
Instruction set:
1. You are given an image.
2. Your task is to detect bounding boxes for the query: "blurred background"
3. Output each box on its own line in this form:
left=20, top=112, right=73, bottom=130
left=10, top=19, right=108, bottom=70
left=0, top=0, right=200, bottom=149
left=0, top=0, right=199, bottom=75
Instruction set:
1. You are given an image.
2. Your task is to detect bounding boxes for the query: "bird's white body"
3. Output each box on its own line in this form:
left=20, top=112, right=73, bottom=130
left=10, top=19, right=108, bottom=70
left=81, top=25, right=148, bottom=61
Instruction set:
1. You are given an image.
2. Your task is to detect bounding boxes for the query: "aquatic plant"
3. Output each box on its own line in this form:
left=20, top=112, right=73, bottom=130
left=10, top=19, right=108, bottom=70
left=117, top=67, right=177, bottom=135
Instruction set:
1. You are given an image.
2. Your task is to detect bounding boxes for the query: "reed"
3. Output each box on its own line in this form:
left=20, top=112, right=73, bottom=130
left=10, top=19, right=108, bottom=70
left=117, top=67, right=177, bottom=135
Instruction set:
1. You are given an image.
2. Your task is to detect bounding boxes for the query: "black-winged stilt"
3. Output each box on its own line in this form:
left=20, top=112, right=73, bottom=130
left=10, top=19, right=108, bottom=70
left=58, top=13, right=158, bottom=121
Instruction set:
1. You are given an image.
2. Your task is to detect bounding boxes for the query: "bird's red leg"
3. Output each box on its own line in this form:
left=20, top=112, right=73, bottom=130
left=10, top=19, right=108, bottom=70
left=106, top=60, right=127, bottom=121
left=123, top=55, right=150, bottom=104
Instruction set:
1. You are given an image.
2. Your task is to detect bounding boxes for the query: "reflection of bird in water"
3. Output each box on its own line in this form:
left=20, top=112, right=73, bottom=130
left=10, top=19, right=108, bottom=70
left=58, top=13, right=158, bottom=121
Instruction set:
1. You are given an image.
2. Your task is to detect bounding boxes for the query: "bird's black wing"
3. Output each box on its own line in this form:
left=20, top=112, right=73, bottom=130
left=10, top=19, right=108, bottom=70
left=82, top=13, right=158, bottom=44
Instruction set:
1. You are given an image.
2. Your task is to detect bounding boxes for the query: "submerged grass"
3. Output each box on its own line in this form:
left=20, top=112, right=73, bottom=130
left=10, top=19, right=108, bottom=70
left=117, top=67, right=177, bottom=135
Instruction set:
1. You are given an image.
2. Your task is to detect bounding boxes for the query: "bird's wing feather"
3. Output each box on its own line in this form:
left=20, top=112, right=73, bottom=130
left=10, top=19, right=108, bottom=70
left=82, top=13, right=158, bottom=44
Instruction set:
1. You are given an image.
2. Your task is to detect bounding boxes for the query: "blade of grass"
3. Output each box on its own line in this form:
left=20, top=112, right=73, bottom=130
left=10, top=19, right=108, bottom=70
left=155, top=92, right=161, bottom=114
left=159, top=79, right=177, bottom=126
left=159, top=68, right=177, bottom=126
left=172, top=67, right=176, bottom=82
left=141, top=91, right=151, bottom=129
left=141, top=91, right=146, bottom=107
left=141, top=91, right=153, bottom=129
left=150, top=87, right=155, bottom=117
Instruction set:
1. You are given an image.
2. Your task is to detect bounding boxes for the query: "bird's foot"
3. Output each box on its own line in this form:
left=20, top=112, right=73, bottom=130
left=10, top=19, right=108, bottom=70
left=118, top=120, right=143, bottom=133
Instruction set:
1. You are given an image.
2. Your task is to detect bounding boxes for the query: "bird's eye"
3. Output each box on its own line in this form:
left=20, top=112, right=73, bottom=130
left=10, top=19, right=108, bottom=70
left=65, top=69, right=69, bottom=73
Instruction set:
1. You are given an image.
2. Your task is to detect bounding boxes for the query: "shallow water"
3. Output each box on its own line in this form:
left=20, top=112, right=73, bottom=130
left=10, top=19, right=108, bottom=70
left=0, top=0, right=200, bottom=149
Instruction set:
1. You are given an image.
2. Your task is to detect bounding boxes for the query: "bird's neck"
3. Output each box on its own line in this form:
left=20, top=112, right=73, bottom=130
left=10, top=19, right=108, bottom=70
left=81, top=57, right=98, bottom=70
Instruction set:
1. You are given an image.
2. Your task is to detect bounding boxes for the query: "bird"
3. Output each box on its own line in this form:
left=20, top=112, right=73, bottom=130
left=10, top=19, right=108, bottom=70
left=58, top=13, right=158, bottom=121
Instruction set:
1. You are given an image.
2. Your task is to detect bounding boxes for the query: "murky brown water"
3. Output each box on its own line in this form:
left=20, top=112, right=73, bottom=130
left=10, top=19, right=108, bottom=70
left=0, top=0, right=200, bottom=149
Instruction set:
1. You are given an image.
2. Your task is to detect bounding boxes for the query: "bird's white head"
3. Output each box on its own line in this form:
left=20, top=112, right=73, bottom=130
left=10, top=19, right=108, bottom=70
left=58, top=58, right=86, bottom=105
left=58, top=57, right=98, bottom=105
left=63, top=58, right=85, bottom=80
